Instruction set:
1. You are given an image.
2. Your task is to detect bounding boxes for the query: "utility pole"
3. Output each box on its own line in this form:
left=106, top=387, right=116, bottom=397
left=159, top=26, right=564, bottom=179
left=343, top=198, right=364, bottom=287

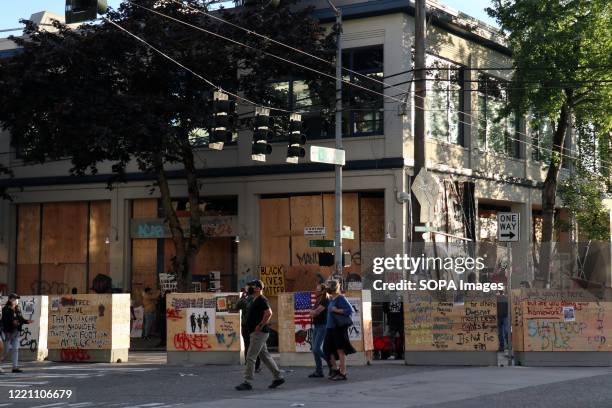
left=412, top=0, right=427, bottom=242
left=327, top=0, right=343, bottom=281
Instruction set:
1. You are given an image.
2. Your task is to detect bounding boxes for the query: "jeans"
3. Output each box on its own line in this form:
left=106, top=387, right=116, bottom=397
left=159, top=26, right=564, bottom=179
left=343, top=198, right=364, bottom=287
left=4, top=331, right=19, bottom=368
left=498, top=316, right=509, bottom=350
left=311, top=324, right=327, bottom=374
left=244, top=332, right=282, bottom=384
left=241, top=329, right=260, bottom=370
left=144, top=312, right=156, bottom=338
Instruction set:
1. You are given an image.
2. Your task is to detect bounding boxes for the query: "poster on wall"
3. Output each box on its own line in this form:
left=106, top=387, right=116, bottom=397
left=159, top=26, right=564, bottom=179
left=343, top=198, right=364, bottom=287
left=0, top=296, right=41, bottom=351
left=48, top=295, right=114, bottom=350
left=166, top=293, right=241, bottom=353
left=259, top=266, right=286, bottom=296
left=130, top=305, right=144, bottom=338
left=294, top=292, right=315, bottom=352
left=186, top=308, right=216, bottom=335
left=346, top=297, right=362, bottom=341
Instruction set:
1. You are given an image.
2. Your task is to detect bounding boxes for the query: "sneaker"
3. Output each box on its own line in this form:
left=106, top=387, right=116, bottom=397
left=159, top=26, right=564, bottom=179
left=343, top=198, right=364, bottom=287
left=12, top=368, right=23, bottom=373
left=235, top=382, right=253, bottom=391
left=308, top=372, right=324, bottom=378
left=331, top=373, right=347, bottom=381
left=268, top=378, right=285, bottom=389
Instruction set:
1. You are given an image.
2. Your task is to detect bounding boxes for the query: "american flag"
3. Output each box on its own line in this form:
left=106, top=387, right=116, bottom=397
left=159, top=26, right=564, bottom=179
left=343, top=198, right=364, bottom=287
left=294, top=291, right=316, bottom=327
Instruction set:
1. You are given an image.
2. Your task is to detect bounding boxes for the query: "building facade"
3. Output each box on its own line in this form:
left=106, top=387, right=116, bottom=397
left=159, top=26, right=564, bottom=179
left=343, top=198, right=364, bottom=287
left=0, top=2, right=574, bottom=324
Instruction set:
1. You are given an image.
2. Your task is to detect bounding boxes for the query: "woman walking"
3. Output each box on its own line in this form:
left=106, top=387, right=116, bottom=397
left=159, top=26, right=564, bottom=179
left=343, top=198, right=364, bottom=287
left=308, top=283, right=330, bottom=378
left=323, top=280, right=355, bottom=381
left=1, top=294, right=32, bottom=373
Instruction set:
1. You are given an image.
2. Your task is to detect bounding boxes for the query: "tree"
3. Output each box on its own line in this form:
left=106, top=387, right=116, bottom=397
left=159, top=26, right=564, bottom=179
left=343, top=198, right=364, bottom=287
left=0, top=0, right=334, bottom=291
left=559, top=121, right=611, bottom=241
left=487, top=0, right=612, bottom=287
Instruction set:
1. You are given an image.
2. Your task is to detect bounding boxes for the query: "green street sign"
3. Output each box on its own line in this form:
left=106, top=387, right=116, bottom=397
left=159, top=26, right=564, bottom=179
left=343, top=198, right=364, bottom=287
left=341, top=229, right=355, bottom=239
left=309, top=239, right=335, bottom=248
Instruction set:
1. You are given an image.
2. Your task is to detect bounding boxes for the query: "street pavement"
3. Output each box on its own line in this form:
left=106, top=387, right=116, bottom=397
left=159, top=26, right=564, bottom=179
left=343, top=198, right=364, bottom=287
left=0, top=352, right=610, bottom=407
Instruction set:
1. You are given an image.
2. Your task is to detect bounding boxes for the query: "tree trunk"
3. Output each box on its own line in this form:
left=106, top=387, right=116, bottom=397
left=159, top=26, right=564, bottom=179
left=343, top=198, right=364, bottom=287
left=155, top=158, right=191, bottom=292
left=538, top=91, right=572, bottom=288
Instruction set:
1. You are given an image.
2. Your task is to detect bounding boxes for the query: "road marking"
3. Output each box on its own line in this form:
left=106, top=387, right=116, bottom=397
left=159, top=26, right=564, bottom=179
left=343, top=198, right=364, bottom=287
left=29, top=403, right=66, bottom=408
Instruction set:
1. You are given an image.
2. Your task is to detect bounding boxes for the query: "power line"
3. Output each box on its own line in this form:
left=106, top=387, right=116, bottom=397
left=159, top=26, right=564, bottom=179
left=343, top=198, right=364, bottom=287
left=128, top=0, right=610, bottom=170
left=103, top=17, right=292, bottom=114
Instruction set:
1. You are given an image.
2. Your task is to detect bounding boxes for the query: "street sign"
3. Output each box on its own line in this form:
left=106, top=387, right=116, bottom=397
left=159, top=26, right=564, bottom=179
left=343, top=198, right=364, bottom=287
left=497, top=212, right=520, bottom=242
left=309, top=239, right=335, bottom=247
left=304, top=227, right=326, bottom=236
left=341, top=229, right=355, bottom=240
left=411, top=167, right=441, bottom=223
left=310, top=146, right=346, bottom=166
left=414, top=225, right=438, bottom=232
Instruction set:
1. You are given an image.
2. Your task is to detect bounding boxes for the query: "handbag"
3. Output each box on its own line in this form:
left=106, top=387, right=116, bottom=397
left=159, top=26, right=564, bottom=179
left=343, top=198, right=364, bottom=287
left=332, top=311, right=353, bottom=328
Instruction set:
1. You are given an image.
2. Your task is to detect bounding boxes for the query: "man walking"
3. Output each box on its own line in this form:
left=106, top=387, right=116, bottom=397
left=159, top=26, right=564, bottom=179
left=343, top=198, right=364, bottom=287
left=235, top=280, right=284, bottom=391
left=235, top=284, right=261, bottom=372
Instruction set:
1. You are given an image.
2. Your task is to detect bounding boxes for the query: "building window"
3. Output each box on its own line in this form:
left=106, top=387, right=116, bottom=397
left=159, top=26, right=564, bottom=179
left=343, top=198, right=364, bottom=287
left=425, top=54, right=464, bottom=145
left=531, top=115, right=554, bottom=163
left=342, top=46, right=384, bottom=137
left=477, top=74, right=519, bottom=157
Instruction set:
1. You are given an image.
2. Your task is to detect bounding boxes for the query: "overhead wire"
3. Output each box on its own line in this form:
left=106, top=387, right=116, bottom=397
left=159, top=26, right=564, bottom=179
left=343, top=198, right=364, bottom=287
left=2, top=3, right=610, bottom=177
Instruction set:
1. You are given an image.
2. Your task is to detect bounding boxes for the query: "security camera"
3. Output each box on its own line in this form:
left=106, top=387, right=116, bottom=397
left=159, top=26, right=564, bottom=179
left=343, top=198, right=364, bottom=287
left=397, top=191, right=411, bottom=202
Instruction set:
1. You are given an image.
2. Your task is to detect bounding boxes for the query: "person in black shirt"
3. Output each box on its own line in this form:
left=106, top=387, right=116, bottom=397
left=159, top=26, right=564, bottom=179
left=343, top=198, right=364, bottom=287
left=308, top=282, right=330, bottom=378
left=1, top=294, right=32, bottom=373
left=236, top=280, right=285, bottom=391
left=497, top=292, right=509, bottom=351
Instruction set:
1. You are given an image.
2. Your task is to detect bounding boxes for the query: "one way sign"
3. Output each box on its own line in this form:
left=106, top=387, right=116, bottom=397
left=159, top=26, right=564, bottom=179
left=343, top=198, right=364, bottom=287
left=497, top=212, right=520, bottom=242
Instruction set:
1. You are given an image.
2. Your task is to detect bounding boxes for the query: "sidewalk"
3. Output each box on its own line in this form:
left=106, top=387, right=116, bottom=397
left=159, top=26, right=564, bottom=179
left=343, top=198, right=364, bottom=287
left=185, top=365, right=612, bottom=408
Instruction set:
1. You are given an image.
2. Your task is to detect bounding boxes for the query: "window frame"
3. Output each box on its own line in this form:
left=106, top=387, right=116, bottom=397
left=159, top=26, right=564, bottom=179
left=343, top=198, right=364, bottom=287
left=477, top=73, right=520, bottom=158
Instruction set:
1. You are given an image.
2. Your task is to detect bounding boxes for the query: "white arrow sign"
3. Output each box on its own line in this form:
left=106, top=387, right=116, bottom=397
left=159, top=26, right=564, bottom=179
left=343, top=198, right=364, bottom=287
left=411, top=167, right=441, bottom=223
left=497, top=212, right=520, bottom=242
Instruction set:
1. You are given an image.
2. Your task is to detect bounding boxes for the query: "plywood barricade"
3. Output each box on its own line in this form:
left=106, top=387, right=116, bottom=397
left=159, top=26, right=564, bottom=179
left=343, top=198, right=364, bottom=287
left=166, top=292, right=243, bottom=365
left=404, top=292, right=499, bottom=365
left=278, top=290, right=373, bottom=366
left=0, top=296, right=48, bottom=361
left=47, top=294, right=130, bottom=363
left=512, top=289, right=612, bottom=366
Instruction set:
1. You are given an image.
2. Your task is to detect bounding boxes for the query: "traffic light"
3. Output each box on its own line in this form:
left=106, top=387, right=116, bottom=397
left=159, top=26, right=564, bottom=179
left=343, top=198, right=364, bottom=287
left=251, top=107, right=273, bottom=162
left=209, top=91, right=236, bottom=151
left=286, top=113, right=306, bottom=164
left=65, top=0, right=108, bottom=24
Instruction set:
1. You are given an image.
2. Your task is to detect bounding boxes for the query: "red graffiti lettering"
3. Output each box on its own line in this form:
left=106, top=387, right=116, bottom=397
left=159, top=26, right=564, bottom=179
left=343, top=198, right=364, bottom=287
left=166, top=308, right=182, bottom=321
left=60, top=348, right=90, bottom=362
left=173, top=332, right=212, bottom=351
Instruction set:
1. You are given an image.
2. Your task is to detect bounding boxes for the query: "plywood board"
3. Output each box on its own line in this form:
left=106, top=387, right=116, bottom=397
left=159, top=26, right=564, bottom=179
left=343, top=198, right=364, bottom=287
left=17, top=204, right=40, bottom=264
left=41, top=264, right=85, bottom=295
left=41, top=202, right=88, bottom=264
left=521, top=298, right=612, bottom=352
left=89, top=201, right=111, bottom=265
left=16, top=264, right=39, bottom=296
left=278, top=293, right=295, bottom=353
left=290, top=195, right=323, bottom=267
left=131, top=239, right=158, bottom=304
left=132, top=199, right=158, bottom=218
left=48, top=294, right=117, bottom=350
left=360, top=196, right=384, bottom=242
left=405, top=293, right=498, bottom=352
left=259, top=198, right=290, bottom=266
left=323, top=193, right=360, bottom=276
left=166, top=292, right=242, bottom=352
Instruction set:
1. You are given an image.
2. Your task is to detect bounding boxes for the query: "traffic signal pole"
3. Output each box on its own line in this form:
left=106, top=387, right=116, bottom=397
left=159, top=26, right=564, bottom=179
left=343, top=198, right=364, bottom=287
left=326, top=0, right=343, bottom=281
left=412, top=0, right=427, bottom=243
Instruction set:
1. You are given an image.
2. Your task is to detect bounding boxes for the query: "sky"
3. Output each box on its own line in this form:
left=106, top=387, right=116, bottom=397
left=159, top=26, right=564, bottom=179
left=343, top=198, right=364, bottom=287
left=0, top=0, right=497, bottom=37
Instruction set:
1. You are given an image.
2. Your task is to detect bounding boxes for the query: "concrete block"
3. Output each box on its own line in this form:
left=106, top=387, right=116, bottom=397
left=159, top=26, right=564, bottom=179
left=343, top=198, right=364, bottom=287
left=48, top=348, right=128, bottom=363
